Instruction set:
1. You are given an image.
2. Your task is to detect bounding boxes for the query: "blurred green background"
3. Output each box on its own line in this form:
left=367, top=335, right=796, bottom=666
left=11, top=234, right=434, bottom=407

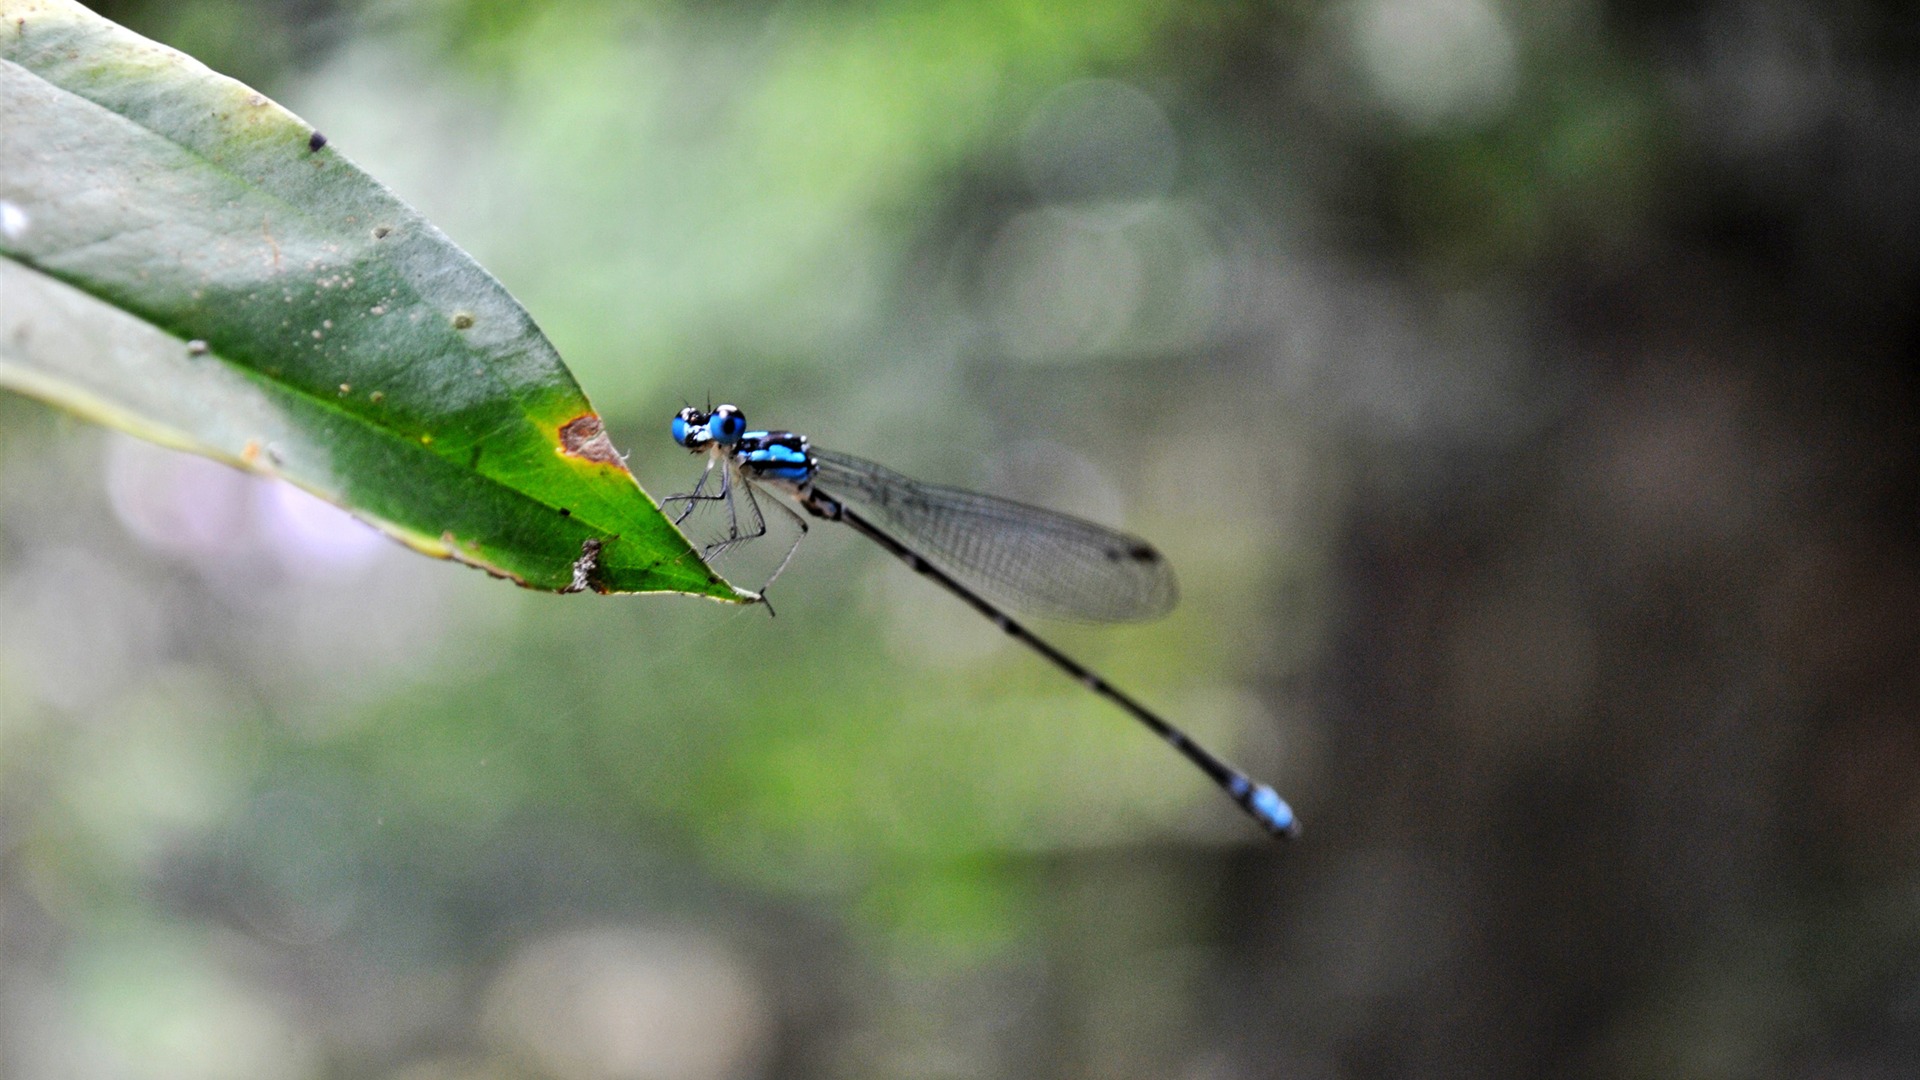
left=3, top=0, right=1918, bottom=1077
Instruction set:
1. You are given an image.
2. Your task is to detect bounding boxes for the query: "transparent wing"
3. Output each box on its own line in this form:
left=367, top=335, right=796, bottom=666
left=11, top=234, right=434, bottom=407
left=810, top=448, right=1178, bottom=623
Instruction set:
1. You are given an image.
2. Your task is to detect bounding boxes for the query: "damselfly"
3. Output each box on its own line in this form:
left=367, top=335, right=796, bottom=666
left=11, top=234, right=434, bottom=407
left=665, top=404, right=1297, bottom=840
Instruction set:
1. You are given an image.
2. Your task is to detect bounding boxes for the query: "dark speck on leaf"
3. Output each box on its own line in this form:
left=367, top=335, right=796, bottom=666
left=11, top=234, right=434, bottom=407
left=452, top=312, right=475, bottom=330
left=559, top=508, right=572, bottom=517
left=308, top=130, right=327, bottom=152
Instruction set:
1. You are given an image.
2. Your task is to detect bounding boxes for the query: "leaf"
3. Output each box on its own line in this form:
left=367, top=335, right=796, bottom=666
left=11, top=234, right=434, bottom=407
left=0, top=0, right=741, bottom=600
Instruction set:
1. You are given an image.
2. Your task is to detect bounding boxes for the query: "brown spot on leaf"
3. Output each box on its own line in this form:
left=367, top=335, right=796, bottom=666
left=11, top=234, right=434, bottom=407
left=451, top=312, right=475, bottom=330
left=558, top=414, right=624, bottom=466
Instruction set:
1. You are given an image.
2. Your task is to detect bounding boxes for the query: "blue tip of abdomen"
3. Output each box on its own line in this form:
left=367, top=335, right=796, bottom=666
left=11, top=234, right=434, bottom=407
left=1249, top=784, right=1298, bottom=838
left=1230, top=775, right=1298, bottom=838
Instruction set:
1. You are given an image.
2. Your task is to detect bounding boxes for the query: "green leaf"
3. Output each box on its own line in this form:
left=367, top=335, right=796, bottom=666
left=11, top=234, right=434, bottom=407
left=0, top=0, right=740, bottom=600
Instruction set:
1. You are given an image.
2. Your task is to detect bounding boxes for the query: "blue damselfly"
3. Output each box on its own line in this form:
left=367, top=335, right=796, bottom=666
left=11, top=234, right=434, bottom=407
left=665, top=404, right=1297, bottom=840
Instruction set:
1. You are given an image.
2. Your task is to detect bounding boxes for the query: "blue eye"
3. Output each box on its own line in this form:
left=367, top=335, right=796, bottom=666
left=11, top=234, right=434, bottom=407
left=710, top=404, right=747, bottom=445
left=671, top=407, right=704, bottom=447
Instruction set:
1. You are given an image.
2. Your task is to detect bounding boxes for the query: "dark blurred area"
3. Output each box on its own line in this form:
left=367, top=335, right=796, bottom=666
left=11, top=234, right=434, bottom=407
left=3, top=0, right=1917, bottom=1077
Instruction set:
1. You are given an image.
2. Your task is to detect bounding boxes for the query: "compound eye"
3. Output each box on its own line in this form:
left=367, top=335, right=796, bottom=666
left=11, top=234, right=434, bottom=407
left=672, top=407, right=710, bottom=449
left=710, top=404, right=747, bottom=445
left=671, top=406, right=706, bottom=447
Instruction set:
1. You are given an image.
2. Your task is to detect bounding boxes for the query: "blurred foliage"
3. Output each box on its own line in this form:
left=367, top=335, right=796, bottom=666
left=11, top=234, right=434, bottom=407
left=5, top=0, right=1920, bottom=1078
